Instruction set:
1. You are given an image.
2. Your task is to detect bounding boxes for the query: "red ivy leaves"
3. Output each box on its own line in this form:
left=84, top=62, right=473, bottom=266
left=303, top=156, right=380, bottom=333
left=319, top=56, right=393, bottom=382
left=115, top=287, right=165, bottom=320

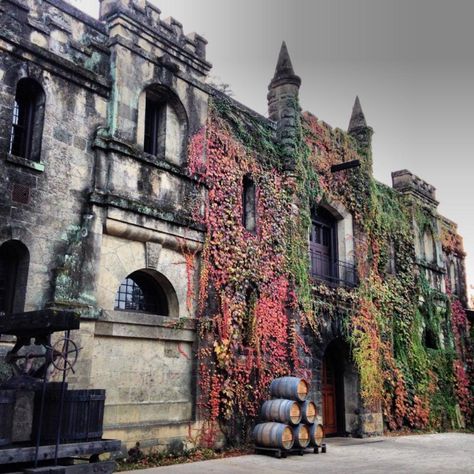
left=191, top=107, right=310, bottom=438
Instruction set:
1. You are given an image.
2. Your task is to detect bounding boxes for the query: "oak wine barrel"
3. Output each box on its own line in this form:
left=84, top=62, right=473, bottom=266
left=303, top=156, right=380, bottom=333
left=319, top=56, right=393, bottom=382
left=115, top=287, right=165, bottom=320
left=300, top=400, right=317, bottom=424
left=292, top=423, right=310, bottom=449
left=253, top=422, right=294, bottom=450
left=0, top=390, right=15, bottom=446
left=269, top=377, right=309, bottom=402
left=309, top=423, right=325, bottom=447
left=261, top=399, right=302, bottom=426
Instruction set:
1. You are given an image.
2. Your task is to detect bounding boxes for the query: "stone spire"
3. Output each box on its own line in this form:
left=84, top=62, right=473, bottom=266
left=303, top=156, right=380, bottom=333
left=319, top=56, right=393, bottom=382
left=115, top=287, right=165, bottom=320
left=347, top=95, right=373, bottom=154
left=269, top=41, right=301, bottom=88
left=267, top=42, right=301, bottom=172
left=348, top=96, right=367, bottom=132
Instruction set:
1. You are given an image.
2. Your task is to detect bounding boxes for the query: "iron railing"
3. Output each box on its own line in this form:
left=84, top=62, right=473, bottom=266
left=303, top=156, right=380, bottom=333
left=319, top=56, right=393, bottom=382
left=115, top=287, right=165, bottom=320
left=310, top=250, right=358, bottom=287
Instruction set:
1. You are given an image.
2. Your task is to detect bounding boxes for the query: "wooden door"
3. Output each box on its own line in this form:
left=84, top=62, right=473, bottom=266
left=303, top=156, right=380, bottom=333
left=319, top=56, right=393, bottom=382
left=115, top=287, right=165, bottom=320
left=322, top=357, right=337, bottom=434
left=310, top=220, right=332, bottom=279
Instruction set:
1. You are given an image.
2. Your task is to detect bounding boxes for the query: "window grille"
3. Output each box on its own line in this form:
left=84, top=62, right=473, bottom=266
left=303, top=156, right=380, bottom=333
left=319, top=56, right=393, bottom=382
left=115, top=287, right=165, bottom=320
left=9, top=78, right=45, bottom=162
left=114, top=271, right=169, bottom=315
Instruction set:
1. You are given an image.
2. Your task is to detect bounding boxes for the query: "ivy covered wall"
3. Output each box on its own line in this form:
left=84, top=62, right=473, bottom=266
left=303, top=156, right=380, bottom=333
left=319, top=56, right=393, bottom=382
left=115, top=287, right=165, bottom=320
left=186, top=91, right=473, bottom=445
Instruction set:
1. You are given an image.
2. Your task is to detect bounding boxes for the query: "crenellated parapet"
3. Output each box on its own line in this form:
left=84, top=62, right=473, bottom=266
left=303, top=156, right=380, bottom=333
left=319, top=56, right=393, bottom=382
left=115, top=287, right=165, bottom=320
left=391, top=169, right=438, bottom=208
left=98, top=0, right=210, bottom=74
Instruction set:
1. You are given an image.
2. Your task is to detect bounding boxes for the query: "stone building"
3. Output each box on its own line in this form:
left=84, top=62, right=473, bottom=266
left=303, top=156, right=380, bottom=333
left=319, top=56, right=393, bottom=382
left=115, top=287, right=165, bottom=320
left=0, top=0, right=471, bottom=451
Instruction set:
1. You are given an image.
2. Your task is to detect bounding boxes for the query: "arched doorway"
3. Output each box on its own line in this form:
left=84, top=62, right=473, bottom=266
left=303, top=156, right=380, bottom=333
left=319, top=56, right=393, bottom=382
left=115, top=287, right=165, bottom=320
left=322, top=338, right=358, bottom=436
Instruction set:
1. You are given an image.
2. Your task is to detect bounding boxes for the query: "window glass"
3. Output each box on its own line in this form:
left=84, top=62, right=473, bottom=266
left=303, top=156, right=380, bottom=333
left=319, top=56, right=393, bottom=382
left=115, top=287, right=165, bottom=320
left=9, top=79, right=45, bottom=162
left=242, top=176, right=257, bottom=232
left=114, top=271, right=169, bottom=315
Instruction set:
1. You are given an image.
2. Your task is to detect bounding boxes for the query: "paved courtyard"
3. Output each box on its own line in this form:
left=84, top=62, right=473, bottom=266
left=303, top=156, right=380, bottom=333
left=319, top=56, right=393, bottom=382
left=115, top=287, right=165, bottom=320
left=122, top=433, right=474, bottom=474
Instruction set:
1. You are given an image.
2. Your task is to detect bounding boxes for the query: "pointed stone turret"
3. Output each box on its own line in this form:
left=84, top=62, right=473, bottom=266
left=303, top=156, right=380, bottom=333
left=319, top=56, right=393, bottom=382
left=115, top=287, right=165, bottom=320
left=347, top=95, right=373, bottom=154
left=268, top=42, right=301, bottom=124
left=267, top=42, right=301, bottom=171
left=348, top=96, right=367, bottom=132
left=269, top=41, right=301, bottom=90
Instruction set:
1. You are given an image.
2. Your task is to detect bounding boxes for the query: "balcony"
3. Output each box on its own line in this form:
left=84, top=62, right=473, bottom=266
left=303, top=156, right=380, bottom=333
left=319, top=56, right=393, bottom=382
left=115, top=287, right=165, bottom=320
left=310, top=250, right=358, bottom=288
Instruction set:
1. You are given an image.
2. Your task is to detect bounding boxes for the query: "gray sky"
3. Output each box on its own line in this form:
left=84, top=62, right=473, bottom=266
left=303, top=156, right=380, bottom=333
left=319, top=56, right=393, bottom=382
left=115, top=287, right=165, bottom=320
left=72, top=0, right=474, bottom=301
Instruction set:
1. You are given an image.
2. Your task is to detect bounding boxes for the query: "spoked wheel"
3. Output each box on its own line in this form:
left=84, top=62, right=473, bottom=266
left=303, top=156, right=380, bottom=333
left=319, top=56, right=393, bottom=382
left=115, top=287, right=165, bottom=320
left=51, top=337, right=80, bottom=373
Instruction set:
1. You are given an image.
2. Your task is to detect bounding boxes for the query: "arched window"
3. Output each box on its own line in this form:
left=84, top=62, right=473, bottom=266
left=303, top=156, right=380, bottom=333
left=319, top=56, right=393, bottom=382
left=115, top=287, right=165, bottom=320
left=242, top=175, right=257, bottom=232
left=422, top=228, right=436, bottom=263
left=114, top=270, right=169, bottom=315
left=9, top=78, right=45, bottom=162
left=140, top=85, right=188, bottom=166
left=0, top=241, right=29, bottom=316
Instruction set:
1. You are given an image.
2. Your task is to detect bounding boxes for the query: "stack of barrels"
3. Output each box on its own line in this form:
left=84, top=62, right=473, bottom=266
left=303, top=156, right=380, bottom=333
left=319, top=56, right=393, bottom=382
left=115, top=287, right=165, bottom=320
left=253, top=376, right=324, bottom=453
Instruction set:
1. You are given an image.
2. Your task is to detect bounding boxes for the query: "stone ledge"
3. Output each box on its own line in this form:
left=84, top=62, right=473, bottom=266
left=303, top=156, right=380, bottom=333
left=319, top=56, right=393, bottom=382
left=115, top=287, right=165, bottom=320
left=92, top=133, right=206, bottom=186
left=90, top=192, right=205, bottom=233
left=104, top=218, right=204, bottom=250
left=95, top=311, right=196, bottom=341
left=4, top=153, right=45, bottom=172
left=101, top=310, right=196, bottom=329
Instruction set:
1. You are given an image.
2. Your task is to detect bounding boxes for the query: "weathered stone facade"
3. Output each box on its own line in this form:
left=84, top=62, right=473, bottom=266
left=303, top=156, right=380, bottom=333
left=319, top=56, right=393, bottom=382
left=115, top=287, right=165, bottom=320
left=0, top=0, right=471, bottom=452
left=0, top=0, right=209, bottom=450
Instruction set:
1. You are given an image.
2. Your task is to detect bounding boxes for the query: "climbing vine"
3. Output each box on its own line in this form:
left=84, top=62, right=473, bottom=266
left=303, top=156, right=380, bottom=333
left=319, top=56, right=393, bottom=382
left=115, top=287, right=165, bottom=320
left=188, top=96, right=311, bottom=444
left=302, top=110, right=473, bottom=431
left=187, top=94, right=473, bottom=445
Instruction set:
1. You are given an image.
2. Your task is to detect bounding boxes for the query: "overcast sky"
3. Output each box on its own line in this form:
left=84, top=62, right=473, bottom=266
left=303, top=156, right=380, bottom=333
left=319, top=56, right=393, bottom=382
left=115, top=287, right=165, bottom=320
left=72, top=0, right=474, bottom=300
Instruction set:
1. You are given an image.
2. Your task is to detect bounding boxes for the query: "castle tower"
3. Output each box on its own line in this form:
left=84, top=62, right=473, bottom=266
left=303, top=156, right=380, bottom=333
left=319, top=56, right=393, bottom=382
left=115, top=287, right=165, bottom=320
left=348, top=96, right=373, bottom=153
left=267, top=42, right=301, bottom=171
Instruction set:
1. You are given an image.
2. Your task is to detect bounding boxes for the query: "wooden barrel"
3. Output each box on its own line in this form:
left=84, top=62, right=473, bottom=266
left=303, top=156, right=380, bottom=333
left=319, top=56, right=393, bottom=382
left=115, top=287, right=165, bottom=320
left=253, top=422, right=294, bottom=450
left=309, top=423, right=325, bottom=447
left=300, top=400, right=317, bottom=424
left=261, top=399, right=302, bottom=426
left=292, top=424, right=310, bottom=448
left=0, top=390, right=15, bottom=446
left=33, top=388, right=105, bottom=443
left=270, top=377, right=309, bottom=401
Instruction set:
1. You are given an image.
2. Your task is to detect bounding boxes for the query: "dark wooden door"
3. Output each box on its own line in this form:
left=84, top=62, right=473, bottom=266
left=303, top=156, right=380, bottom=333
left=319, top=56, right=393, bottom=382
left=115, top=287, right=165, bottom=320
left=310, top=220, right=332, bottom=279
left=322, top=356, right=337, bottom=434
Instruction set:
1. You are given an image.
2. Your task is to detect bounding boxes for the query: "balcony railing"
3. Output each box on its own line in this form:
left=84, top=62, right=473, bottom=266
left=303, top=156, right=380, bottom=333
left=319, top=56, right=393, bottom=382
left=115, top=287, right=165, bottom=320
left=310, top=250, right=358, bottom=288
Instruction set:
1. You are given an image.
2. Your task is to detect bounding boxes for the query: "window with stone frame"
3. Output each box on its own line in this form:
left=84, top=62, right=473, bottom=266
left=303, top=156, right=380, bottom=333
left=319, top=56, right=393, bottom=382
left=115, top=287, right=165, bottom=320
left=449, top=260, right=459, bottom=295
left=242, top=175, right=257, bottom=232
left=114, top=270, right=169, bottom=315
left=0, top=240, right=29, bottom=316
left=310, top=207, right=338, bottom=283
left=422, top=228, right=436, bottom=264
left=141, top=86, right=188, bottom=166
left=144, top=95, right=167, bottom=156
left=9, top=78, right=45, bottom=162
left=309, top=205, right=357, bottom=287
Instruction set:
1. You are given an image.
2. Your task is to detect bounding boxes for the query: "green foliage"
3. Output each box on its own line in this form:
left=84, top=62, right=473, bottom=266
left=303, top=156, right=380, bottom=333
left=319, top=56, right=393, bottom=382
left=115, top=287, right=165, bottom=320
left=190, top=92, right=472, bottom=445
left=302, top=111, right=473, bottom=430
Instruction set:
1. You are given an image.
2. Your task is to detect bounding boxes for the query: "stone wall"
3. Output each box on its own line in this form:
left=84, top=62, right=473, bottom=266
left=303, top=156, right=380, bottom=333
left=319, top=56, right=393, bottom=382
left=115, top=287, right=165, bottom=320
left=0, top=0, right=470, bottom=452
left=0, top=0, right=209, bottom=451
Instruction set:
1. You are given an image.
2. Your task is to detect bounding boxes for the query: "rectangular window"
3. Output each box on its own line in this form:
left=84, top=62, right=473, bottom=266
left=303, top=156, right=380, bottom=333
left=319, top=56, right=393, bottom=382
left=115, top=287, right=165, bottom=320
left=144, top=97, right=166, bottom=156
left=243, top=176, right=257, bottom=232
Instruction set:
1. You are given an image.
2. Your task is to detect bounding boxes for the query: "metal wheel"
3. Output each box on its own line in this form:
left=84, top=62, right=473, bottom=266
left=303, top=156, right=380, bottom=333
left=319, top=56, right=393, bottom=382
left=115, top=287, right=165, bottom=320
left=51, top=337, right=80, bottom=373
